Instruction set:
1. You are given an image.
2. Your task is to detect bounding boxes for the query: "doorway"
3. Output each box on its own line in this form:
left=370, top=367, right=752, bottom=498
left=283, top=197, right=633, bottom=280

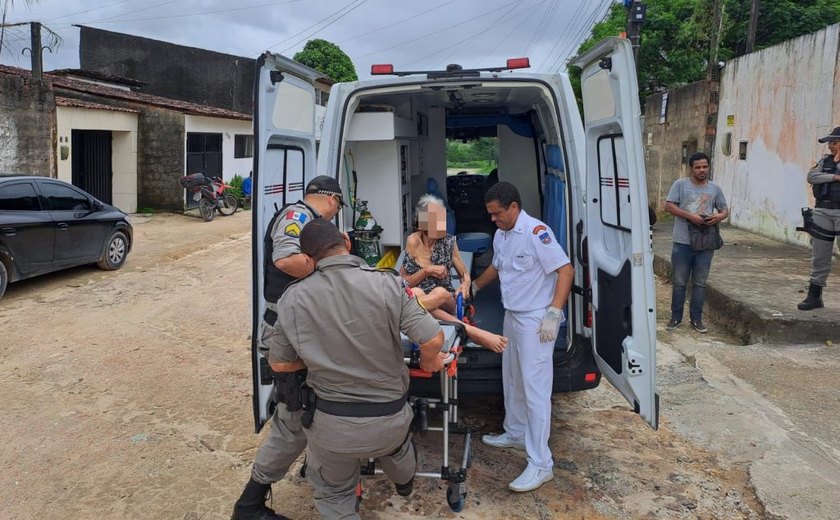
left=71, top=129, right=113, bottom=204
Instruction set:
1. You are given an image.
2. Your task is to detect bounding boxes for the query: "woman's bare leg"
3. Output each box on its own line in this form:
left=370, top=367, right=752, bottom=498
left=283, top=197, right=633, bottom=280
left=411, top=287, right=451, bottom=312
left=429, top=308, right=508, bottom=353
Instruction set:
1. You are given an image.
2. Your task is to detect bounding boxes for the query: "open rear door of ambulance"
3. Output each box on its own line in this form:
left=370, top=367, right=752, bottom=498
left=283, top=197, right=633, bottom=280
left=572, top=38, right=658, bottom=429
left=251, top=53, right=320, bottom=432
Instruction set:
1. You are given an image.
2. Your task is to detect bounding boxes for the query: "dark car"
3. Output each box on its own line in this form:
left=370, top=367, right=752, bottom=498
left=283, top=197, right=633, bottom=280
left=0, top=175, right=133, bottom=300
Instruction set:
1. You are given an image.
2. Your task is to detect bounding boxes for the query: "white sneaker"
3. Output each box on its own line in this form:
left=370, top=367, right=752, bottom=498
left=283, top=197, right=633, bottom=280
left=481, top=432, right=525, bottom=450
left=508, top=464, right=554, bottom=492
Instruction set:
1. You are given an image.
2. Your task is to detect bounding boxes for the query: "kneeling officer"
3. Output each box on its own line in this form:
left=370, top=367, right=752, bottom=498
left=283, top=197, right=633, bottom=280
left=269, top=219, right=446, bottom=519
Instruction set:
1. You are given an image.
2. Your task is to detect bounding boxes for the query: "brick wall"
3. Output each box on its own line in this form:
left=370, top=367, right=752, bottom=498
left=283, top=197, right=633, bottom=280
left=0, top=73, right=55, bottom=176
left=136, top=107, right=185, bottom=211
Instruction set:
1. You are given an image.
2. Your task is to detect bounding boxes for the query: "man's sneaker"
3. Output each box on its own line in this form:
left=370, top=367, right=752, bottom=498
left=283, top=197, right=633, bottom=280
left=481, top=432, right=525, bottom=450
left=508, top=464, right=554, bottom=492
left=690, top=319, right=708, bottom=333
left=666, top=318, right=681, bottom=330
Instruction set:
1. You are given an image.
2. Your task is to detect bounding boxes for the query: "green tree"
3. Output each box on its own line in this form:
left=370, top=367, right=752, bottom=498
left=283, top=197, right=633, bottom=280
left=293, top=39, right=358, bottom=82
left=568, top=0, right=840, bottom=112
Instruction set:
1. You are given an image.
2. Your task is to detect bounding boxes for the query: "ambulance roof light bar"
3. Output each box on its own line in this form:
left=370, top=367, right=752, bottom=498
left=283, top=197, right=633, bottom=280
left=370, top=57, right=530, bottom=78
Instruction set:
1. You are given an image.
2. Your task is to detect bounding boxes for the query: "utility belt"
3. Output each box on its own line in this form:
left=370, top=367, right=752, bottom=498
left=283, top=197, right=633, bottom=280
left=797, top=207, right=840, bottom=242
left=301, top=391, right=410, bottom=429
left=816, top=200, right=840, bottom=210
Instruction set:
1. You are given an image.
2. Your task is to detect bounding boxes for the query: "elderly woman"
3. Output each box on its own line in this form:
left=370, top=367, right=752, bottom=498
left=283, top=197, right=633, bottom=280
left=401, top=194, right=508, bottom=353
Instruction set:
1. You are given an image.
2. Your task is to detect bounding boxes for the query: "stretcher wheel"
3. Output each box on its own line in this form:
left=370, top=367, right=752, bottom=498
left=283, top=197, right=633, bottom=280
left=446, top=482, right=466, bottom=512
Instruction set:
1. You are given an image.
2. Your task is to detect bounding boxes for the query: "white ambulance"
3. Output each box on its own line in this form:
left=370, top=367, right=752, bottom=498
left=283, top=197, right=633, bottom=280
left=250, top=38, right=658, bottom=434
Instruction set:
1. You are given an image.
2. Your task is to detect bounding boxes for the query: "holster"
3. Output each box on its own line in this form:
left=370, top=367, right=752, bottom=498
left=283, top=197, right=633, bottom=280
left=301, top=389, right=317, bottom=429
left=797, top=207, right=837, bottom=242
left=273, top=369, right=309, bottom=412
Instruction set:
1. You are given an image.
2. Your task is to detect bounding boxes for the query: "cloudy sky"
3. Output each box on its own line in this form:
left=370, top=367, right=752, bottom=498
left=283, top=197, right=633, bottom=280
left=1, top=0, right=618, bottom=77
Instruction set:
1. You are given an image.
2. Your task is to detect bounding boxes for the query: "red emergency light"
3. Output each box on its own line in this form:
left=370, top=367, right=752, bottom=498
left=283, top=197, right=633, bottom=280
left=370, top=64, right=394, bottom=75
left=584, top=372, right=598, bottom=383
left=506, top=57, right=530, bottom=70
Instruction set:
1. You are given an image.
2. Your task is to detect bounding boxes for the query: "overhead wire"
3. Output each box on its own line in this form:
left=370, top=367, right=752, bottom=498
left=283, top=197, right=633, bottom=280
left=401, top=0, right=537, bottom=69
left=43, top=0, right=133, bottom=23
left=356, top=0, right=521, bottom=60
left=537, top=0, right=588, bottom=70
left=551, top=0, right=613, bottom=71
left=279, top=0, right=369, bottom=54
left=86, top=0, right=182, bottom=24
left=522, top=0, right=560, bottom=58
left=72, top=0, right=307, bottom=25
left=257, top=0, right=366, bottom=55
left=477, top=0, right=545, bottom=63
left=337, top=0, right=459, bottom=45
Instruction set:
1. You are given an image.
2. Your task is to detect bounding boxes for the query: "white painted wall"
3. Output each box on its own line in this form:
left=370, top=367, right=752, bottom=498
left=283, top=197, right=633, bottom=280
left=184, top=115, right=254, bottom=181
left=713, top=24, right=840, bottom=245
left=55, top=106, right=138, bottom=213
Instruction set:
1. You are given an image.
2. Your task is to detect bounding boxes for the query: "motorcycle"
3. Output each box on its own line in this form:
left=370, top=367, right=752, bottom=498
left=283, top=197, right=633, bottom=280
left=179, top=172, right=238, bottom=221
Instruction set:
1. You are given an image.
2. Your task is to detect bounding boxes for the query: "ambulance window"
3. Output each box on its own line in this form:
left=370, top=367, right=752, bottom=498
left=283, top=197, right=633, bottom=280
left=582, top=69, right=615, bottom=123
left=597, top=135, right=631, bottom=231
left=272, top=81, right=315, bottom=134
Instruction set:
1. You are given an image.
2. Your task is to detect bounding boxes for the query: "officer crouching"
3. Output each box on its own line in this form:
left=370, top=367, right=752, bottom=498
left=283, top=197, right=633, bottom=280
left=268, top=218, right=446, bottom=519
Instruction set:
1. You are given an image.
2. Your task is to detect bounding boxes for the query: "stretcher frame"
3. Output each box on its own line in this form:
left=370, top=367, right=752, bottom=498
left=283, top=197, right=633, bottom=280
left=360, top=319, right=472, bottom=512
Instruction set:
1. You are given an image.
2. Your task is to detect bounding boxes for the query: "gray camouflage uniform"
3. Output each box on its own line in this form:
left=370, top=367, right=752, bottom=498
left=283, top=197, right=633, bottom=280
left=270, top=254, right=441, bottom=520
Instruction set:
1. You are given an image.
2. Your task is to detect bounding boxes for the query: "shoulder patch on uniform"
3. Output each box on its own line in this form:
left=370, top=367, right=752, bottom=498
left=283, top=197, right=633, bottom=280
left=286, top=210, right=308, bottom=223
left=284, top=222, right=302, bottom=237
left=539, top=231, right=552, bottom=244
left=532, top=225, right=547, bottom=235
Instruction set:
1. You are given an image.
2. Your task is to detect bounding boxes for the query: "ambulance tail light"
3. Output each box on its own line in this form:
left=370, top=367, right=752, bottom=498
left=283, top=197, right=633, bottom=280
left=371, top=64, right=394, bottom=75
left=584, top=372, right=598, bottom=383
left=585, top=308, right=593, bottom=328
left=506, top=57, right=530, bottom=70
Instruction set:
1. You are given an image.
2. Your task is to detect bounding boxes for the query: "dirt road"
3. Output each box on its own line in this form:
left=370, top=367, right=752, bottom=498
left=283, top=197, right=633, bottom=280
left=0, top=212, right=766, bottom=519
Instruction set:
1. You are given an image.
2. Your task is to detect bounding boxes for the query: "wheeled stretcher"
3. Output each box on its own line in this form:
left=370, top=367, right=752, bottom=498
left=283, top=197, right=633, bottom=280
left=359, top=316, right=473, bottom=512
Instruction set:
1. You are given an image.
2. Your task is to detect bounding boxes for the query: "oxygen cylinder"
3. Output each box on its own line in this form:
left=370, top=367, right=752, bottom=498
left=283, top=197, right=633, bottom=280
left=353, top=200, right=383, bottom=265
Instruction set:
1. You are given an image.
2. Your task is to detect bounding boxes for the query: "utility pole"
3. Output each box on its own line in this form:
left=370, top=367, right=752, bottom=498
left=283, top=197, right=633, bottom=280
left=29, top=21, right=42, bottom=81
left=705, top=0, right=724, bottom=167
left=625, top=0, right=647, bottom=66
left=746, top=0, right=760, bottom=53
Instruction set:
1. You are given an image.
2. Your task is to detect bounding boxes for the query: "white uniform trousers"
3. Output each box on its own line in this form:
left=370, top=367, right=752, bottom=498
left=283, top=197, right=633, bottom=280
left=501, top=308, right=554, bottom=471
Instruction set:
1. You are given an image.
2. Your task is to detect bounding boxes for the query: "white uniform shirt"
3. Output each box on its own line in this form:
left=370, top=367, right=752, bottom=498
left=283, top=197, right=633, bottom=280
left=492, top=210, right=571, bottom=312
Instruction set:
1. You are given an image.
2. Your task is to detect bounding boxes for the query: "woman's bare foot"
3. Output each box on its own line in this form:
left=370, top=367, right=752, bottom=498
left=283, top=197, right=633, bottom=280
left=468, top=326, right=508, bottom=353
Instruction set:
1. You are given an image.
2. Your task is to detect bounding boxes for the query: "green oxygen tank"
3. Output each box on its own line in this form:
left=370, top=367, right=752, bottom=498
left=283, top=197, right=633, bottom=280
left=353, top=200, right=383, bottom=266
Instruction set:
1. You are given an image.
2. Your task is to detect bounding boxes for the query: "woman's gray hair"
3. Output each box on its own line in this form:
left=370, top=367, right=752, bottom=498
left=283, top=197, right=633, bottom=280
left=416, top=193, right=445, bottom=213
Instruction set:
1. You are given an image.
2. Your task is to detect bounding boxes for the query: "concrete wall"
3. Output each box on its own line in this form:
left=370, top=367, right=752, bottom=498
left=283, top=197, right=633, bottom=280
left=713, top=23, right=840, bottom=245
left=80, top=27, right=254, bottom=115
left=184, top=115, right=253, bottom=182
left=643, top=81, right=710, bottom=211
left=137, top=107, right=185, bottom=211
left=0, top=74, right=55, bottom=177
left=56, top=106, right=139, bottom=213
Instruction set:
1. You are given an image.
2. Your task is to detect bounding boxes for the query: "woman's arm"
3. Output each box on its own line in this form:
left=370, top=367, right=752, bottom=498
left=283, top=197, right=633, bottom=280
left=452, top=244, right=470, bottom=298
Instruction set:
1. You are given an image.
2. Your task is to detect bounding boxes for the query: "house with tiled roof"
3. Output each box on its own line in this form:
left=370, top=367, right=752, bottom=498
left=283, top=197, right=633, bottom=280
left=0, top=25, right=331, bottom=214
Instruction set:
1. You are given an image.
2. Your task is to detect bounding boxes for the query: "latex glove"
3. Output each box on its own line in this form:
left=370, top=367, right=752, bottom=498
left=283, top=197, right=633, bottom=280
left=470, top=281, right=479, bottom=299
left=538, top=307, right=564, bottom=343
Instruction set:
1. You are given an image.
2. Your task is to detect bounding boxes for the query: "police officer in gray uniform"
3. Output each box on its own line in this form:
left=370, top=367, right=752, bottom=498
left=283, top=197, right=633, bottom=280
left=799, top=126, right=840, bottom=310
left=270, top=219, right=446, bottom=520
left=232, top=176, right=345, bottom=520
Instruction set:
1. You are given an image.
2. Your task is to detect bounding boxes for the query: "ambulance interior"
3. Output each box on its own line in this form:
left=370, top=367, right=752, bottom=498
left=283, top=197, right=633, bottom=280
left=337, top=83, right=570, bottom=346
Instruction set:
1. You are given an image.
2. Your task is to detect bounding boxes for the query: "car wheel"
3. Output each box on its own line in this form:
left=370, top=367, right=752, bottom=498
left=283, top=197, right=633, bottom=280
left=0, top=260, right=7, bottom=300
left=97, top=230, right=129, bottom=270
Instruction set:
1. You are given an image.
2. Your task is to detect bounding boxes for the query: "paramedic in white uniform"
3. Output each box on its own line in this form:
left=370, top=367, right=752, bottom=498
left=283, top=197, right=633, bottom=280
left=472, top=181, right=574, bottom=493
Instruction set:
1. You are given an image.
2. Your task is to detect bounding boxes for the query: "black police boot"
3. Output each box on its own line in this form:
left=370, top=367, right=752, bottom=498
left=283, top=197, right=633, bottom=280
left=231, top=478, right=291, bottom=520
left=797, top=283, right=824, bottom=311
